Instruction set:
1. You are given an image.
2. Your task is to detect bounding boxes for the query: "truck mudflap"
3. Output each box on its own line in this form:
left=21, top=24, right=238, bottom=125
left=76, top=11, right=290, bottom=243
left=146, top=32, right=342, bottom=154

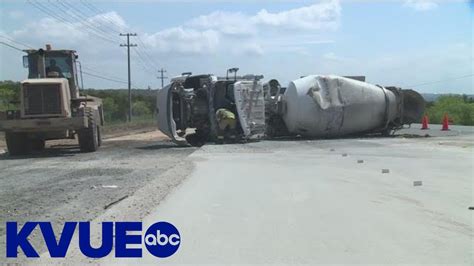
left=156, top=84, right=188, bottom=146
left=0, top=116, right=88, bottom=132
left=233, top=80, right=266, bottom=139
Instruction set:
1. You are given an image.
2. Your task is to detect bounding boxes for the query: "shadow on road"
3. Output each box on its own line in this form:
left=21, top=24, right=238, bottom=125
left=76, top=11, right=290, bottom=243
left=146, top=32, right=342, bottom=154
left=136, top=143, right=195, bottom=150
left=0, top=144, right=81, bottom=160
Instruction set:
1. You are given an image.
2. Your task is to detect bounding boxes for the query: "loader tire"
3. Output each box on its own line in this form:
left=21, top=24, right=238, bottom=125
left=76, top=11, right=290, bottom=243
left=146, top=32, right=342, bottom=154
left=78, top=111, right=99, bottom=152
left=5, top=132, right=29, bottom=156
left=30, top=139, right=45, bottom=151
left=97, top=125, right=102, bottom=147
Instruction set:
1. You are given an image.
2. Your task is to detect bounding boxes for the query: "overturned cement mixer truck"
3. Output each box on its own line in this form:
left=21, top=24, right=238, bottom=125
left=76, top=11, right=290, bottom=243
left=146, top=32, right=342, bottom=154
left=156, top=73, right=425, bottom=146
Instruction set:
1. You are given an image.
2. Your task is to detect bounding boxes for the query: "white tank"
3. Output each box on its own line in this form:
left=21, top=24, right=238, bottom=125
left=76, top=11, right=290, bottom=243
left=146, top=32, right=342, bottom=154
left=282, top=75, right=399, bottom=137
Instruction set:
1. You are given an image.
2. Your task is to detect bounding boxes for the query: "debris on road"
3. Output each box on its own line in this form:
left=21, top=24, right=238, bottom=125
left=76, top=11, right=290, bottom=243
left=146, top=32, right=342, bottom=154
left=101, top=185, right=118, bottom=189
left=357, top=160, right=364, bottom=163
left=382, top=169, right=390, bottom=174
left=342, top=153, right=348, bottom=157
left=413, top=181, right=423, bottom=186
left=104, top=195, right=129, bottom=210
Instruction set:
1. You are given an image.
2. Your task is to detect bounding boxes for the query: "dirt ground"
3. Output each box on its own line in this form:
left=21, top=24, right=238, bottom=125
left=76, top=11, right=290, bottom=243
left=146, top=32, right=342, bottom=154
left=0, top=122, right=157, bottom=152
left=0, top=130, right=198, bottom=261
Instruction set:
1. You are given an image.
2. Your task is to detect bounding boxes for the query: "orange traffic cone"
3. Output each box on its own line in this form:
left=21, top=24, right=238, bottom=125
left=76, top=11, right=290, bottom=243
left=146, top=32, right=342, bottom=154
left=421, top=115, right=429, bottom=130
left=441, top=114, right=450, bottom=131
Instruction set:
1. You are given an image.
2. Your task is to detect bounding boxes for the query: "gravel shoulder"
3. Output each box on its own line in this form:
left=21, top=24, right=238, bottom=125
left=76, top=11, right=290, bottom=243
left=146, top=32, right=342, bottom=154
left=0, top=130, right=197, bottom=262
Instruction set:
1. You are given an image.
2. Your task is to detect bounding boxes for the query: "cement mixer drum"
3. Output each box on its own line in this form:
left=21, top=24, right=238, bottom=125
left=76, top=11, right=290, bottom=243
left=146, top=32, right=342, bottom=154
left=281, top=75, right=424, bottom=137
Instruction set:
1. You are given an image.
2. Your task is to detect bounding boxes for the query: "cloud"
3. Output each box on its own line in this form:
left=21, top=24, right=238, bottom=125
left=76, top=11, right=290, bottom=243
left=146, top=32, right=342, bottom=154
left=88, top=11, right=128, bottom=31
left=253, top=0, right=341, bottom=31
left=236, top=43, right=265, bottom=56
left=183, top=0, right=340, bottom=56
left=188, top=11, right=256, bottom=36
left=8, top=1, right=340, bottom=57
left=11, top=11, right=128, bottom=48
left=12, top=17, right=88, bottom=45
left=188, top=0, right=341, bottom=35
left=2, top=1, right=342, bottom=88
left=404, top=0, right=438, bottom=11
left=323, top=52, right=345, bottom=62
left=144, top=27, right=220, bottom=55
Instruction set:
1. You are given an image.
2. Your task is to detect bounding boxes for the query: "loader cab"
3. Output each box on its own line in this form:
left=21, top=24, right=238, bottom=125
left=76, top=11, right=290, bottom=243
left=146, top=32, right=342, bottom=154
left=23, top=48, right=80, bottom=98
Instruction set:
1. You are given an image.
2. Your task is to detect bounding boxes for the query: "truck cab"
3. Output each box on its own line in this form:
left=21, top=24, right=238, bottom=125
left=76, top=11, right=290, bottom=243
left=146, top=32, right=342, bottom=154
left=157, top=73, right=266, bottom=146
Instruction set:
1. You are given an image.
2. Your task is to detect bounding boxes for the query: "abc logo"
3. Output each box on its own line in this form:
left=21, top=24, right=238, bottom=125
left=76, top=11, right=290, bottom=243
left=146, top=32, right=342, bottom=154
left=144, top=222, right=180, bottom=258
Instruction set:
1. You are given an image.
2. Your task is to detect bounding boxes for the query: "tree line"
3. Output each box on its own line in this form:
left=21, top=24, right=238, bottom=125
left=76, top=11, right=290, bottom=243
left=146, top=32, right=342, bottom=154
left=425, top=95, right=474, bottom=126
left=0, top=81, right=156, bottom=123
left=1, top=80, right=473, bottom=125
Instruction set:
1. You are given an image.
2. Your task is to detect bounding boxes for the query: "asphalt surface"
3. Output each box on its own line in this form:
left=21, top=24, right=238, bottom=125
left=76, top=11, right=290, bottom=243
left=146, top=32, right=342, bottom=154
left=1, top=125, right=473, bottom=264
left=135, top=126, right=471, bottom=265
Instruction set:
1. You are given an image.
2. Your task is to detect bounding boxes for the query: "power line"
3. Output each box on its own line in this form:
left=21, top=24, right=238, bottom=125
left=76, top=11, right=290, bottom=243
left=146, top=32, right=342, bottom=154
left=132, top=49, right=157, bottom=75
left=65, top=0, right=155, bottom=75
left=0, top=35, right=34, bottom=49
left=81, top=65, right=145, bottom=88
left=80, top=0, right=160, bottom=72
left=407, top=74, right=474, bottom=88
left=0, top=35, right=141, bottom=87
left=0, top=42, right=26, bottom=52
left=82, top=71, right=128, bottom=84
left=28, top=0, right=117, bottom=44
left=28, top=0, right=160, bottom=84
left=81, top=65, right=128, bottom=83
left=56, top=0, right=121, bottom=42
left=80, top=0, right=124, bottom=34
left=8, top=1, right=154, bottom=89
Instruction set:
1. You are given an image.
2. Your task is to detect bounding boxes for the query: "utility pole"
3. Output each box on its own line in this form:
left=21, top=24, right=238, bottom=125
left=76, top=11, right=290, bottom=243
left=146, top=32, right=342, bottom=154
left=120, top=33, right=137, bottom=122
left=158, top=68, right=168, bottom=89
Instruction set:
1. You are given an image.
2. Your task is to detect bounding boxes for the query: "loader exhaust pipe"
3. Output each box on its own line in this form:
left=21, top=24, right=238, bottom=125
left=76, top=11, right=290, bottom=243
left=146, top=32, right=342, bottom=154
left=37, top=48, right=46, bottom=78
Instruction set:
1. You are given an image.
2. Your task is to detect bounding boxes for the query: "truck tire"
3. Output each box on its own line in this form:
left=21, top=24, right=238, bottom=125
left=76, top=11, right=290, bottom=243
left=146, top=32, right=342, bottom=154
left=30, top=139, right=45, bottom=151
left=78, top=112, right=99, bottom=152
left=5, top=132, right=29, bottom=156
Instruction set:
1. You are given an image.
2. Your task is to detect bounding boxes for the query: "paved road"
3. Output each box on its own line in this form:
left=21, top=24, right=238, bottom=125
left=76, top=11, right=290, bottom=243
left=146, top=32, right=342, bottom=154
left=0, top=131, right=196, bottom=260
left=2, top=126, right=473, bottom=264
left=132, top=132, right=473, bottom=265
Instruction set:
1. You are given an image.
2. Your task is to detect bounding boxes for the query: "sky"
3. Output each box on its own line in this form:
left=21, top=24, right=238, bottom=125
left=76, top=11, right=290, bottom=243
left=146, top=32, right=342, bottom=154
left=0, top=0, right=472, bottom=93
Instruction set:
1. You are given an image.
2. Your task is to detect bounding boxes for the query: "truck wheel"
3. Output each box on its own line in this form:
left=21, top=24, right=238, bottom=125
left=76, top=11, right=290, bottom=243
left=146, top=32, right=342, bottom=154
left=5, top=132, right=29, bottom=155
left=30, top=139, right=45, bottom=151
left=78, top=113, right=98, bottom=152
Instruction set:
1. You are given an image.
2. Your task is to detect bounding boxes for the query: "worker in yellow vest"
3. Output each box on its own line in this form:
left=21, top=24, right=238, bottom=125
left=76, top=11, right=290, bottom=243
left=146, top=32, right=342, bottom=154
left=216, top=108, right=237, bottom=143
